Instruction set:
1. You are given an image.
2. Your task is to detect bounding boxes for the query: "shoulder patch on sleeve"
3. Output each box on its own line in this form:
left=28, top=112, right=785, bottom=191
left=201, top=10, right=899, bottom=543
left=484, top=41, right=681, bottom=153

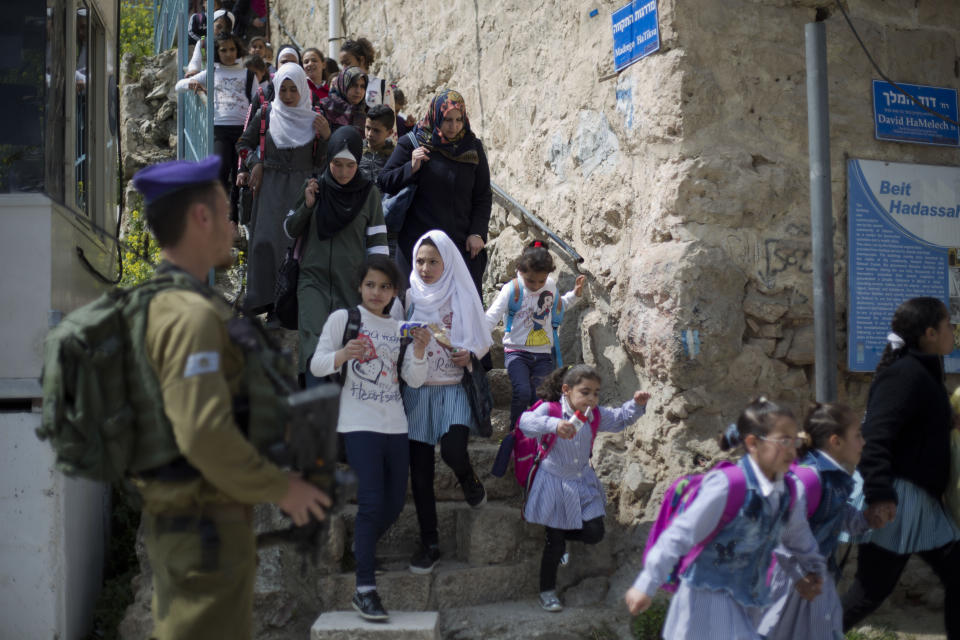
left=183, top=351, right=220, bottom=378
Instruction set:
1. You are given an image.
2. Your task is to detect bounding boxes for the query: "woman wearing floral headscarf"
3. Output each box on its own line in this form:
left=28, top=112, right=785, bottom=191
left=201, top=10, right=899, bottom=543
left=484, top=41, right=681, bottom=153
left=379, top=89, right=492, bottom=293
left=236, top=62, right=329, bottom=317
left=319, top=66, right=369, bottom=137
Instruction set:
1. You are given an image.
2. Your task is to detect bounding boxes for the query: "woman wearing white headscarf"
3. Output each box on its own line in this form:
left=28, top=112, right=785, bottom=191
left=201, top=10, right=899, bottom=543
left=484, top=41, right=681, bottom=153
left=237, top=62, right=330, bottom=316
left=400, top=229, right=494, bottom=575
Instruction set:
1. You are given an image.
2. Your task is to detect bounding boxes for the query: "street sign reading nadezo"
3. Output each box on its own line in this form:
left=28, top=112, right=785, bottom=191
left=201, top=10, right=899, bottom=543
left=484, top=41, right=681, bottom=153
left=611, top=0, right=660, bottom=72
left=872, top=80, right=959, bottom=147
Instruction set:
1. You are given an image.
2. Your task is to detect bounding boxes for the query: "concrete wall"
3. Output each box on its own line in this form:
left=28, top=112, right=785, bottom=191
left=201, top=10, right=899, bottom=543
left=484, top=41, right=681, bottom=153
left=0, top=411, right=106, bottom=640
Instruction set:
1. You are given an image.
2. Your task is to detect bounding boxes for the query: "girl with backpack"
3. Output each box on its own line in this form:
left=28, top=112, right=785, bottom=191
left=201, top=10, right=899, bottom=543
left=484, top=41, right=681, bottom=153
left=402, top=230, right=494, bottom=575
left=757, top=402, right=877, bottom=640
left=484, top=241, right=585, bottom=429
left=625, top=397, right=825, bottom=639
left=309, top=255, right=430, bottom=622
left=236, top=62, right=328, bottom=318
left=841, top=297, right=960, bottom=636
left=519, top=364, right=649, bottom=612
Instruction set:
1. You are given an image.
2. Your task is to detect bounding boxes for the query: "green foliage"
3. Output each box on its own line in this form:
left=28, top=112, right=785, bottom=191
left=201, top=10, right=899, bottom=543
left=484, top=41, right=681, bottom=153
left=844, top=629, right=912, bottom=640
left=120, top=1, right=154, bottom=74
left=120, top=202, right=162, bottom=286
left=631, top=602, right=668, bottom=640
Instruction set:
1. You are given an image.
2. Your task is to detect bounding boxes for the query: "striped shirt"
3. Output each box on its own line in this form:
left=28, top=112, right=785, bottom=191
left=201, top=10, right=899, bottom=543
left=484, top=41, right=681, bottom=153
left=518, top=399, right=644, bottom=529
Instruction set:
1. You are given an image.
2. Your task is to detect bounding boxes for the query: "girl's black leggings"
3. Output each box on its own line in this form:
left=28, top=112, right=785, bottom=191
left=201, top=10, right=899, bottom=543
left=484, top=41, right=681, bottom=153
left=213, top=124, right=244, bottom=221
left=540, top=516, right=605, bottom=592
left=409, top=424, right=473, bottom=546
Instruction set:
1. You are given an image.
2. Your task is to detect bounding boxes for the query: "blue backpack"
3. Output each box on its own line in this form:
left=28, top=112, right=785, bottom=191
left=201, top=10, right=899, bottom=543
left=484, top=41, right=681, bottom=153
left=504, top=278, right=566, bottom=366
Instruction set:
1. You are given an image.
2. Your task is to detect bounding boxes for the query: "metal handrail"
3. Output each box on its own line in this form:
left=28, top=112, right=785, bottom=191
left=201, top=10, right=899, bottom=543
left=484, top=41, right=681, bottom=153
left=490, top=182, right=584, bottom=264
left=152, top=0, right=214, bottom=162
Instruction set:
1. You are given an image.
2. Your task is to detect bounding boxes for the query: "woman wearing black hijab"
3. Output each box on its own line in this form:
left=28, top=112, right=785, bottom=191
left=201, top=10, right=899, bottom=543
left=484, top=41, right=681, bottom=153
left=284, top=126, right=389, bottom=384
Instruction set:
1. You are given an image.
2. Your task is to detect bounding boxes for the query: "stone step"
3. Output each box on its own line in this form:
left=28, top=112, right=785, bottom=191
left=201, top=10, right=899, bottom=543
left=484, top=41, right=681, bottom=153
left=316, top=559, right=540, bottom=612
left=339, top=501, right=539, bottom=563
left=433, top=439, right=521, bottom=503
left=311, top=611, right=439, bottom=640
left=437, top=599, right=636, bottom=640
left=487, top=367, right=512, bottom=410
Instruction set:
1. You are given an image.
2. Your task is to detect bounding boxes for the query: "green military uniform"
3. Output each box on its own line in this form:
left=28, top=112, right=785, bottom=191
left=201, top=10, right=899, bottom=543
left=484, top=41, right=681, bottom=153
left=136, top=282, right=289, bottom=640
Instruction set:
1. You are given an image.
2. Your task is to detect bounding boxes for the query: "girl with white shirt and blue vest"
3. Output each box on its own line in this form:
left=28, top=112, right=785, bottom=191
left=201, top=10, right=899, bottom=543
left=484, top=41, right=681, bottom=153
left=310, top=255, right=430, bottom=622
left=485, top=241, right=584, bottom=428
left=758, top=402, right=876, bottom=640
left=626, top=398, right=826, bottom=639
left=519, top=364, right=649, bottom=612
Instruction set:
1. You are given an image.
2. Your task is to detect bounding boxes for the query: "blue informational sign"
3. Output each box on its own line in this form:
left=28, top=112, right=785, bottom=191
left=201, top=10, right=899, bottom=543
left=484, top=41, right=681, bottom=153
left=873, top=80, right=959, bottom=147
left=847, top=159, right=960, bottom=372
left=611, top=0, right=660, bottom=72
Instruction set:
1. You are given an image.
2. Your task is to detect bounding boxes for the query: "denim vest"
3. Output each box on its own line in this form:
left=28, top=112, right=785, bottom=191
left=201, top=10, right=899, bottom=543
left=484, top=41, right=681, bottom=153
left=683, top=456, right=792, bottom=607
left=800, top=450, right=855, bottom=568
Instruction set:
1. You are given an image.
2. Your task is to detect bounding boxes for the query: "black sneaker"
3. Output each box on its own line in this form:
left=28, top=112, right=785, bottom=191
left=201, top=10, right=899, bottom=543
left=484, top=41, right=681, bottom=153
left=409, top=543, right=441, bottom=575
left=352, top=590, right=389, bottom=622
left=461, top=471, right=487, bottom=508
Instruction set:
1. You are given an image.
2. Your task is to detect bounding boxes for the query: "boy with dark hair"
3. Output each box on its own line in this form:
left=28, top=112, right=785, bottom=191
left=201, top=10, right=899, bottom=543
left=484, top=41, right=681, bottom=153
left=360, top=104, right=395, bottom=182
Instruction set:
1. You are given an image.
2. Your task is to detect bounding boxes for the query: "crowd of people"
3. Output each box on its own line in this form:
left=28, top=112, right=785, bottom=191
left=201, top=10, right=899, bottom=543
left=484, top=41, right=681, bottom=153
left=137, top=7, right=960, bottom=638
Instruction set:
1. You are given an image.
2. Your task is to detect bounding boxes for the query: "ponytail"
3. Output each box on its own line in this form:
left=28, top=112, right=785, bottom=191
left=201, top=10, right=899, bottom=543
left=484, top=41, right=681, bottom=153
left=536, top=364, right=602, bottom=402
left=876, top=297, right=947, bottom=374
left=718, top=396, right=794, bottom=451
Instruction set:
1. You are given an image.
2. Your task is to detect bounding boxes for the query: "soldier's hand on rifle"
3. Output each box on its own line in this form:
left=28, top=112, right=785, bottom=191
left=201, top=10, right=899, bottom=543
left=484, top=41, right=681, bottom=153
left=410, top=327, right=430, bottom=358
left=335, top=338, right=368, bottom=368
left=278, top=472, right=332, bottom=526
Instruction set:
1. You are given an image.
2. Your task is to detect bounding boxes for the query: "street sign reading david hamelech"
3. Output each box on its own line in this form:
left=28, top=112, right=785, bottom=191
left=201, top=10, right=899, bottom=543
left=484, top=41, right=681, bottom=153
left=611, top=0, right=660, bottom=72
left=872, top=80, right=959, bottom=147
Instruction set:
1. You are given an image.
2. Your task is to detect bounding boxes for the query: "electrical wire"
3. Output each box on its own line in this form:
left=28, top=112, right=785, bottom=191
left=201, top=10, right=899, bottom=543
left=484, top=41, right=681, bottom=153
left=835, top=0, right=960, bottom=129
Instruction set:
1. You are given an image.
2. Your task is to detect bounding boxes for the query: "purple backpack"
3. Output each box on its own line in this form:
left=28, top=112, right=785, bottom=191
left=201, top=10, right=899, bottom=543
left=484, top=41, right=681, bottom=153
left=788, top=462, right=823, bottom=518
left=643, top=460, right=814, bottom=593
left=642, top=461, right=748, bottom=592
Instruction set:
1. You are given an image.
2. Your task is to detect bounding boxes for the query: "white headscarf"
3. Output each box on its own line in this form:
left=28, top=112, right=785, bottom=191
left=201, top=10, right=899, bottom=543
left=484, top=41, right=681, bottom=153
left=408, top=230, right=493, bottom=357
left=268, top=63, right=317, bottom=149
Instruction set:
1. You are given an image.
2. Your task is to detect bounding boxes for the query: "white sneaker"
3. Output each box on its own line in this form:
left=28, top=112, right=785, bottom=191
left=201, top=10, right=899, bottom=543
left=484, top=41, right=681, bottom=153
left=539, top=590, right=563, bottom=612
left=559, top=552, right=570, bottom=567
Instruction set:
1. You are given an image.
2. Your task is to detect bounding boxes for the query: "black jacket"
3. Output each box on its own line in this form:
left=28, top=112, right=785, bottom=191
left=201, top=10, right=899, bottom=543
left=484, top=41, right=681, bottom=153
left=859, top=349, right=952, bottom=505
left=378, top=133, right=491, bottom=264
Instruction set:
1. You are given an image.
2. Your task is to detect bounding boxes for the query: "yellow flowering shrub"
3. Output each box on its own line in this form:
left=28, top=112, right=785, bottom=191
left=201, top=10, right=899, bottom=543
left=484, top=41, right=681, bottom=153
left=120, top=206, right=161, bottom=286
left=120, top=2, right=154, bottom=74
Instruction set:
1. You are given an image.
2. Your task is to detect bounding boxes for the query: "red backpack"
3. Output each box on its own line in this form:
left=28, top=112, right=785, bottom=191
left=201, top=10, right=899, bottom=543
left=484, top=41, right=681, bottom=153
left=512, top=400, right=601, bottom=519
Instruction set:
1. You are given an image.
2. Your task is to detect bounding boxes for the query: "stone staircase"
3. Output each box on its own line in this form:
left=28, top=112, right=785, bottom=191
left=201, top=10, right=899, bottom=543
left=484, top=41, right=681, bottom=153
left=119, top=336, right=640, bottom=640
left=304, top=343, right=634, bottom=639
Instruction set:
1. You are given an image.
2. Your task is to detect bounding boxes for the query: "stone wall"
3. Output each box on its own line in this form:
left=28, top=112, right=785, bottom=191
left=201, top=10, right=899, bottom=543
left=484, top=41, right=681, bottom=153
left=268, top=0, right=960, bottom=527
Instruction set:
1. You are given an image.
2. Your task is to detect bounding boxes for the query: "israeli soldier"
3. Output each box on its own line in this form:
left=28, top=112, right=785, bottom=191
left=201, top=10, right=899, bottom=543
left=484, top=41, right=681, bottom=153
left=130, top=156, right=331, bottom=640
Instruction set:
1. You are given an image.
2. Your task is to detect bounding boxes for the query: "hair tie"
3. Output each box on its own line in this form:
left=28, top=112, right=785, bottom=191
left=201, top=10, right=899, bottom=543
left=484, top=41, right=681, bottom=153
left=887, top=332, right=906, bottom=349
left=798, top=431, right=813, bottom=448
left=724, top=423, right=741, bottom=447
left=533, top=241, right=543, bottom=248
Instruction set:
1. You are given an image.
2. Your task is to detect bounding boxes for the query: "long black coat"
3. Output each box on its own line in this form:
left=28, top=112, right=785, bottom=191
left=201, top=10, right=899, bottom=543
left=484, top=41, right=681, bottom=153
left=378, top=133, right=492, bottom=271
left=859, top=349, right=953, bottom=505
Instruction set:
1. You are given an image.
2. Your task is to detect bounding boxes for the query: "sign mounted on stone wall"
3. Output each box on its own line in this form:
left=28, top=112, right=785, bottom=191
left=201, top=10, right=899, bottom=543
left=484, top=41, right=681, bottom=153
left=872, top=80, right=959, bottom=147
left=611, top=0, right=660, bottom=72
left=847, top=158, right=960, bottom=372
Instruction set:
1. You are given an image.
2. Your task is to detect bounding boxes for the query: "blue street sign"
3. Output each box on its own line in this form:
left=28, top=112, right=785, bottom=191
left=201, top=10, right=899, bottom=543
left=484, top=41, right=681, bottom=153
left=612, top=0, right=660, bottom=72
left=873, top=80, right=959, bottom=147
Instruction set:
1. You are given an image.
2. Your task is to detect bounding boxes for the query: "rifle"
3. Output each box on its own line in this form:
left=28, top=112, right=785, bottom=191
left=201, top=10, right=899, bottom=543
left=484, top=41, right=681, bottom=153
left=256, top=383, right=356, bottom=561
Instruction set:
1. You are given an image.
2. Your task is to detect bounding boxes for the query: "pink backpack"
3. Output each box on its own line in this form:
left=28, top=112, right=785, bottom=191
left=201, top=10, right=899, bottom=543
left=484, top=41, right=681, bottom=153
left=513, top=400, right=601, bottom=516
left=642, top=461, right=805, bottom=593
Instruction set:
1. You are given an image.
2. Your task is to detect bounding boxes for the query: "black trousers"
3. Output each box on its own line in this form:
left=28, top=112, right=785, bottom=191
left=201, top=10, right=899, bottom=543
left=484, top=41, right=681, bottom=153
left=409, top=425, right=473, bottom=546
left=213, top=124, right=244, bottom=222
left=842, top=541, right=960, bottom=636
left=539, top=516, right=605, bottom=592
